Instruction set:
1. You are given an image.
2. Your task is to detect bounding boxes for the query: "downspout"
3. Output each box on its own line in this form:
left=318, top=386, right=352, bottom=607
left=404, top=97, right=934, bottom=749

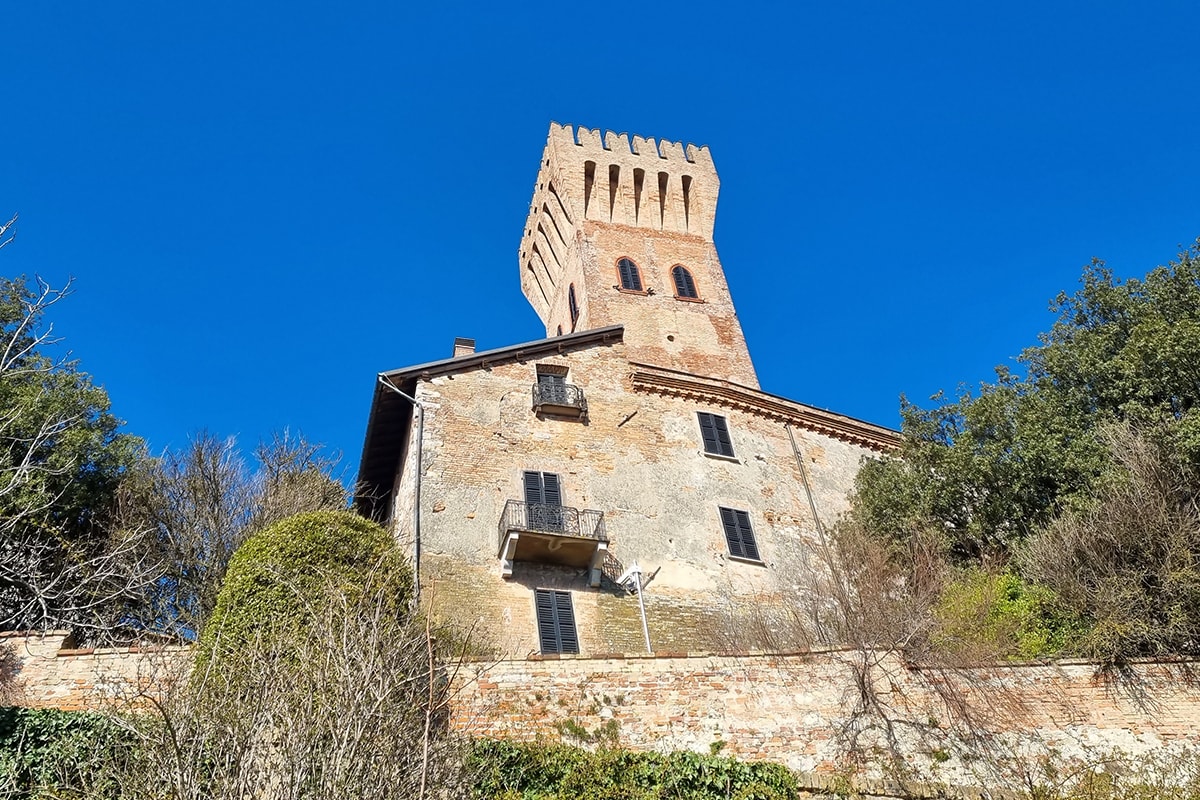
left=378, top=375, right=426, bottom=606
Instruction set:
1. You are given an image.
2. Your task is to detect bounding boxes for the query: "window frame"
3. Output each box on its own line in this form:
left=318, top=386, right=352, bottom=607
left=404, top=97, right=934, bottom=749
left=534, top=588, right=580, bottom=654
left=697, top=412, right=736, bottom=459
left=718, top=506, right=762, bottom=563
left=671, top=265, right=701, bottom=301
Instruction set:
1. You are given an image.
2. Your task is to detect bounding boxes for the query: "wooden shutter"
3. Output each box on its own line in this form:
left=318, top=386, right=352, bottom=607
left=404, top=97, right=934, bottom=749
left=698, top=413, right=720, bottom=453
left=618, top=258, right=642, bottom=291
left=535, top=589, right=559, bottom=653
left=673, top=266, right=697, bottom=298
left=698, top=413, right=734, bottom=457
left=554, top=590, right=579, bottom=653
left=523, top=471, right=544, bottom=504
left=535, top=588, right=579, bottom=654
left=524, top=471, right=562, bottom=506
left=719, top=507, right=760, bottom=561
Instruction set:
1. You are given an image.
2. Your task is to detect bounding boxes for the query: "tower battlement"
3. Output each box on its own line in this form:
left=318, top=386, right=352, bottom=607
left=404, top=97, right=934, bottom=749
left=521, top=124, right=719, bottom=261
left=518, top=122, right=756, bottom=387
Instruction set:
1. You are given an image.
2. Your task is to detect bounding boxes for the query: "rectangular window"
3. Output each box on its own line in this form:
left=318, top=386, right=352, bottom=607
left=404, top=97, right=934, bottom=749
left=697, top=412, right=735, bottom=458
left=536, top=371, right=568, bottom=404
left=523, top=470, right=564, bottom=531
left=534, top=588, right=579, bottom=654
left=718, top=507, right=760, bottom=561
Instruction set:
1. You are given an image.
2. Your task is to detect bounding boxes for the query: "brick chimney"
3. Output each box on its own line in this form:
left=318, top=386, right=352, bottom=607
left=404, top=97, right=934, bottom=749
left=453, top=337, right=476, bottom=357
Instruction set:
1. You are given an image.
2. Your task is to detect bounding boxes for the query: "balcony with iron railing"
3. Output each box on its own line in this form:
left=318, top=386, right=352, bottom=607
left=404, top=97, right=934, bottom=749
left=531, top=382, right=587, bottom=418
left=497, top=499, right=608, bottom=586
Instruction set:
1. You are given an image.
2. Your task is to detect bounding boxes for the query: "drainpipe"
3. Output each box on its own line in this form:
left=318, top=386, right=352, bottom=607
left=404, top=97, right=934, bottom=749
left=378, top=375, right=426, bottom=606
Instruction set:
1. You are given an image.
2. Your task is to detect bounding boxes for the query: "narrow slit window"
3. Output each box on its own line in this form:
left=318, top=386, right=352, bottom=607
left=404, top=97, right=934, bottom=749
left=583, top=161, right=596, bottom=218
left=718, top=507, right=760, bottom=561
left=568, top=284, right=579, bottom=329
left=697, top=412, right=734, bottom=458
left=534, top=588, right=579, bottom=654
left=672, top=265, right=698, bottom=299
left=617, top=258, right=643, bottom=292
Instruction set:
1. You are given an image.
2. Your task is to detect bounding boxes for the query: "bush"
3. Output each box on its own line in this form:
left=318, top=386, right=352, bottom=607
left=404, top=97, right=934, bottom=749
left=199, top=510, right=411, bottom=655
left=933, top=569, right=1083, bottom=660
left=467, top=740, right=800, bottom=800
left=0, top=707, right=135, bottom=798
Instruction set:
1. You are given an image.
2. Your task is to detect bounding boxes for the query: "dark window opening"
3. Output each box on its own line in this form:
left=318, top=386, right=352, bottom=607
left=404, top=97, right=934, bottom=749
left=698, top=412, right=735, bottom=458
left=556, top=325, right=563, bottom=336
left=719, top=507, right=760, bottom=561
left=568, top=284, right=579, bottom=329
left=672, top=265, right=699, bottom=299
left=617, top=258, right=643, bottom=292
left=535, top=588, right=579, bottom=654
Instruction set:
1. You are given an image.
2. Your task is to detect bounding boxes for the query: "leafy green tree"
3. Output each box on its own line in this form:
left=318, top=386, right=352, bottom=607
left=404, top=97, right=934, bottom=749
left=0, top=275, right=146, bottom=634
left=852, top=240, right=1200, bottom=563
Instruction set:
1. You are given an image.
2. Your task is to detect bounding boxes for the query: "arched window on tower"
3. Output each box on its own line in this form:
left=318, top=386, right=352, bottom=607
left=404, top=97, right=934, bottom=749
left=671, top=265, right=699, bottom=299
left=568, top=285, right=579, bottom=330
left=616, top=258, right=643, bottom=292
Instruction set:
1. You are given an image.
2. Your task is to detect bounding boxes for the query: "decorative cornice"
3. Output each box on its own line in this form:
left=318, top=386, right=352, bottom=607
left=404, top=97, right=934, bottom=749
left=629, top=368, right=900, bottom=452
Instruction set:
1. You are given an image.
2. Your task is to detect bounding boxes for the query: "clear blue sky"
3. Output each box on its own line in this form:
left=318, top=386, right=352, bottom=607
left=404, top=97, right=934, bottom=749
left=4, top=2, right=1199, bottom=473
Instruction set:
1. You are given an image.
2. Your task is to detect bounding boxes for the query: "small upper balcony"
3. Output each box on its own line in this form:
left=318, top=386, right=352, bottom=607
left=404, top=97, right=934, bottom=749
left=497, top=500, right=607, bottom=586
left=531, top=381, right=587, bottom=419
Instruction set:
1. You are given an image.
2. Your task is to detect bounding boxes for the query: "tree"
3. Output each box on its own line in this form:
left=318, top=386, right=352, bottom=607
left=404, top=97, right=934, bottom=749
left=852, top=240, right=1200, bottom=564
left=117, top=431, right=350, bottom=637
left=846, top=239, right=1200, bottom=663
left=0, top=274, right=149, bottom=634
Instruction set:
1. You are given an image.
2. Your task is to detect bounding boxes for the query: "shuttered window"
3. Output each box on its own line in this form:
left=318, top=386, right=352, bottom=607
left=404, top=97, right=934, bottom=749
left=568, top=285, right=579, bottom=328
left=718, top=507, right=760, bottom=561
left=697, top=412, right=735, bottom=458
left=523, top=471, right=564, bottom=532
left=617, top=258, right=643, bottom=291
left=672, top=265, right=698, bottom=299
left=523, top=471, right=562, bottom=506
left=535, top=588, right=579, bottom=654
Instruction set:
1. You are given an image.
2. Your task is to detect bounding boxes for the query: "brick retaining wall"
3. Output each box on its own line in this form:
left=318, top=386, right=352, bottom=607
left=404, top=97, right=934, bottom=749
left=6, top=632, right=1200, bottom=786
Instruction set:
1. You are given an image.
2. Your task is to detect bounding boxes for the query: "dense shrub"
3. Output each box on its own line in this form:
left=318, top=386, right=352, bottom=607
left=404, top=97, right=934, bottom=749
left=468, top=740, right=799, bottom=800
left=0, top=707, right=135, bottom=798
left=199, top=510, right=411, bottom=657
left=932, top=569, right=1083, bottom=660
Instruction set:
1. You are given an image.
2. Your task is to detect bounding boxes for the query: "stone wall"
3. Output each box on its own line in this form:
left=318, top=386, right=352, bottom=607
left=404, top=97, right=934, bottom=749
left=452, top=649, right=1200, bottom=786
left=6, top=631, right=1200, bottom=788
left=0, top=631, right=187, bottom=710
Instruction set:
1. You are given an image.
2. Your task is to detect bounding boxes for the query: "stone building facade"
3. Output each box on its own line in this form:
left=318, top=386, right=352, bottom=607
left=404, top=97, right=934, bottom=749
left=356, top=123, right=898, bottom=657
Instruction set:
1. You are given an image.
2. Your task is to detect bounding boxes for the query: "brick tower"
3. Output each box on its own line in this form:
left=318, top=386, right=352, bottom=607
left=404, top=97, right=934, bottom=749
left=519, top=123, right=759, bottom=388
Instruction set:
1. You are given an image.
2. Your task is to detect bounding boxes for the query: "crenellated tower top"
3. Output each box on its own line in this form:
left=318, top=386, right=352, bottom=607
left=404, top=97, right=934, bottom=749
left=518, top=123, right=756, bottom=388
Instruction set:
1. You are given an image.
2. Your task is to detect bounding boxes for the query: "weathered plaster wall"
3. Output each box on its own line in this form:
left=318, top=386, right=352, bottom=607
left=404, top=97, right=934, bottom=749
left=408, top=337, right=888, bottom=656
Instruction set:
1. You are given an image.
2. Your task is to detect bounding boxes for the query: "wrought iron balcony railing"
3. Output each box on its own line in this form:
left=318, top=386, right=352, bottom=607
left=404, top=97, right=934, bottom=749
left=531, top=382, right=587, bottom=416
left=497, top=500, right=607, bottom=549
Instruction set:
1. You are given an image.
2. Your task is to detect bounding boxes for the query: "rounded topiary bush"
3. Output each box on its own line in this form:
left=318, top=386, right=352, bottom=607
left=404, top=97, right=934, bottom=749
left=199, top=510, right=411, bottom=656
